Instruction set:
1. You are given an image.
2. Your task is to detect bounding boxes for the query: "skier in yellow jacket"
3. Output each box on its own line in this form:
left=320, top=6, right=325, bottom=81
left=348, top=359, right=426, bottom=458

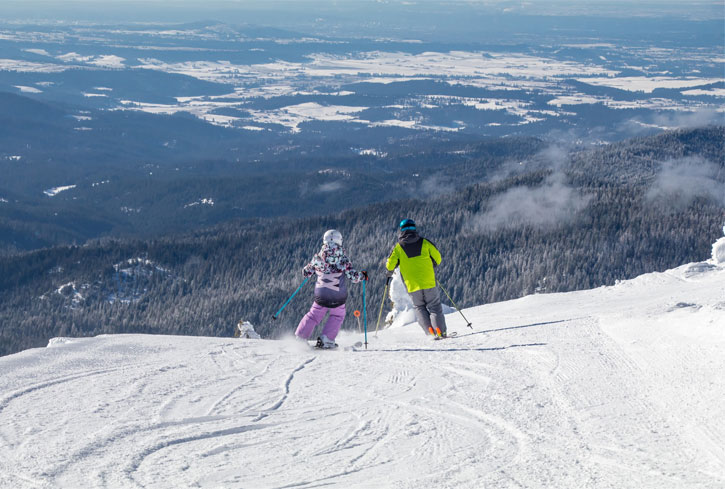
left=386, top=218, right=447, bottom=338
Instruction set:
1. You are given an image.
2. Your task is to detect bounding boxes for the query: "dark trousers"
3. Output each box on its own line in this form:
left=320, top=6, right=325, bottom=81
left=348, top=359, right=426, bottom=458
left=409, top=286, right=446, bottom=334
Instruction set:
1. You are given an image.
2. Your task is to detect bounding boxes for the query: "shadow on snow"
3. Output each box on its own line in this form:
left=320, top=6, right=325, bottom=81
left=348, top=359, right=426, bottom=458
left=453, top=318, right=581, bottom=339
left=362, top=342, right=547, bottom=353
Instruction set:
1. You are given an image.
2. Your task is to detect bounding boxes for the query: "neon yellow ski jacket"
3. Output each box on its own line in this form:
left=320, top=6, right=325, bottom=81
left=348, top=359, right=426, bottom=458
left=386, top=235, right=441, bottom=293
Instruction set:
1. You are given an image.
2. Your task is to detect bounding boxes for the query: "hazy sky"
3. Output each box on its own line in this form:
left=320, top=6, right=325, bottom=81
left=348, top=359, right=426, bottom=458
left=1, top=0, right=719, bottom=29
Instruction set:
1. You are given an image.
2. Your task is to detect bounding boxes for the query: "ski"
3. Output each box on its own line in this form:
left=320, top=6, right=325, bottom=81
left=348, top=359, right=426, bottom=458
left=308, top=340, right=363, bottom=351
left=344, top=341, right=364, bottom=351
left=433, top=331, right=458, bottom=341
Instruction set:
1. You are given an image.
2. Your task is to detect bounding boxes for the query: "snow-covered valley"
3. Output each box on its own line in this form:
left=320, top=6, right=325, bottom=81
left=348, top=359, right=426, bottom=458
left=1, top=247, right=724, bottom=488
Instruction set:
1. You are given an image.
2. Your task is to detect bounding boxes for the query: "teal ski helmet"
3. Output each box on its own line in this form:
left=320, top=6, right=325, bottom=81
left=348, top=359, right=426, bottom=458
left=399, top=218, right=416, bottom=231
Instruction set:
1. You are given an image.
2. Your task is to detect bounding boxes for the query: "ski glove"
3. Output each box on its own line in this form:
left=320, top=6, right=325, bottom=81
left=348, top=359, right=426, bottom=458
left=386, top=276, right=391, bottom=286
left=361, top=270, right=369, bottom=281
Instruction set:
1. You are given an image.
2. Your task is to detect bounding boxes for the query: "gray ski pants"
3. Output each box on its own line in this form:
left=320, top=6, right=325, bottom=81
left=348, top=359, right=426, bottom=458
left=409, top=286, right=446, bottom=334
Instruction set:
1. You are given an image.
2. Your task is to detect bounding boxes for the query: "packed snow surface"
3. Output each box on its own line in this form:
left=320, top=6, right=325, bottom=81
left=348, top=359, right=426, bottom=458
left=1, top=260, right=723, bottom=488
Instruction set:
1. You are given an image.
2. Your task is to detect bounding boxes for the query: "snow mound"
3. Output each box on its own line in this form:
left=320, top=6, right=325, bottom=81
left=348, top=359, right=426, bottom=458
left=385, top=270, right=454, bottom=329
left=712, top=237, right=725, bottom=264
left=47, top=337, right=74, bottom=347
left=235, top=320, right=261, bottom=339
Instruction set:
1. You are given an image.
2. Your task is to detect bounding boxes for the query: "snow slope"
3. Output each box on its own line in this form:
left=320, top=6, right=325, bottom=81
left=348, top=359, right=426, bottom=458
left=1, top=258, right=723, bottom=489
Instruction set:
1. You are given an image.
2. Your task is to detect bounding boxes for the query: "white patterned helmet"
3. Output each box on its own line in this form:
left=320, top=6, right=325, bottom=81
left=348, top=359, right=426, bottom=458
left=323, top=229, right=342, bottom=246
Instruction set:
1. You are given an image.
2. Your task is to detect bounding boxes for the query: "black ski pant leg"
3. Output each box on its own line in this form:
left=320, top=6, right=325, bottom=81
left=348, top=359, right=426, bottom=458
left=409, top=289, right=432, bottom=334
left=424, top=286, right=447, bottom=334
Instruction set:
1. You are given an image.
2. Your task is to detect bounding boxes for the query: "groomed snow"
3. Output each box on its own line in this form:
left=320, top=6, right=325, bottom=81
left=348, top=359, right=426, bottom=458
left=1, top=259, right=723, bottom=488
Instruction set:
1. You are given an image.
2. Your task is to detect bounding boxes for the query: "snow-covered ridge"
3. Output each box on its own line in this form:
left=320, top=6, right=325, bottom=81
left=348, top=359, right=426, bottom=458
left=1, top=245, right=723, bottom=488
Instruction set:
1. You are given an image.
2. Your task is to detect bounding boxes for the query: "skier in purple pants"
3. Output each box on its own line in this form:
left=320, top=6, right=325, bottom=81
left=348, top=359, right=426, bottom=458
left=295, top=229, right=367, bottom=348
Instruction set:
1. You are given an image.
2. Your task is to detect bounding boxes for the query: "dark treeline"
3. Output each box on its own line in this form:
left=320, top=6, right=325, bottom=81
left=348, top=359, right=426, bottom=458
left=1, top=127, right=723, bottom=356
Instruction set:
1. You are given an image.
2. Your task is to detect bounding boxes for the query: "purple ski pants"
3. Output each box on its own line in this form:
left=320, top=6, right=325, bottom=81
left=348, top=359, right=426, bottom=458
left=295, top=302, right=346, bottom=340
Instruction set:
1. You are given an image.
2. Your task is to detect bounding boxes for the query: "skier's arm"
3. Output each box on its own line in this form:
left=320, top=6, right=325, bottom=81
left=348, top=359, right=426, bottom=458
left=341, top=252, right=365, bottom=283
left=385, top=246, right=399, bottom=277
left=427, top=240, right=442, bottom=267
left=302, top=254, right=320, bottom=277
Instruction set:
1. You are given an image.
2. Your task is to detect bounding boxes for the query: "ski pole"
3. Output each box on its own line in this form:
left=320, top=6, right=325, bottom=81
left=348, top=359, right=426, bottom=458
left=437, top=280, right=472, bottom=328
left=362, top=279, right=368, bottom=349
left=272, top=276, right=309, bottom=320
left=374, top=278, right=390, bottom=337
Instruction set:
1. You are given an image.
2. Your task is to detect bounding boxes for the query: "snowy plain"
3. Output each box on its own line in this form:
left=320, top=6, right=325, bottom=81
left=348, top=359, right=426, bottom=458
left=1, top=247, right=724, bottom=489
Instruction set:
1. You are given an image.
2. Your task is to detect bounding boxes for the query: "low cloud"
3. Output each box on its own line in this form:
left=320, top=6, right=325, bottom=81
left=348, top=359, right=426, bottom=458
left=317, top=181, right=344, bottom=193
left=470, top=173, right=592, bottom=233
left=419, top=174, right=455, bottom=198
left=652, top=109, right=723, bottom=130
left=625, top=109, right=724, bottom=135
left=490, top=144, right=570, bottom=182
left=646, top=156, right=725, bottom=208
left=469, top=144, right=590, bottom=232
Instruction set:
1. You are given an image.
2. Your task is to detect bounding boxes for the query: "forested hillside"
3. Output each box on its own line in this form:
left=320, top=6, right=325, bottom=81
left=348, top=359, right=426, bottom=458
left=0, top=90, right=545, bottom=255
left=1, top=127, right=723, bottom=356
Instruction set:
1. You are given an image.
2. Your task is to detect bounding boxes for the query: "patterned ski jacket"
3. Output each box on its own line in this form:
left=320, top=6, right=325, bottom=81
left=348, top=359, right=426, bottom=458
left=386, top=230, right=441, bottom=293
left=303, top=244, right=364, bottom=308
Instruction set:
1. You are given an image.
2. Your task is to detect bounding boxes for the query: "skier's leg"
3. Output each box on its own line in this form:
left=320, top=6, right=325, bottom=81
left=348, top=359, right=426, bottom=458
left=295, top=302, right=327, bottom=339
left=425, top=287, right=447, bottom=334
left=410, top=289, right=432, bottom=334
left=321, top=304, right=346, bottom=341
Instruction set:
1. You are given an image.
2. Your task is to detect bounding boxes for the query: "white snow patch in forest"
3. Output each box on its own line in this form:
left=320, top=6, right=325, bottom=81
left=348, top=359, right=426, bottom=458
left=14, top=85, right=42, bottom=94
left=43, top=185, right=76, bottom=197
left=199, top=113, right=239, bottom=127
left=682, top=88, right=725, bottom=97
left=57, top=52, right=92, bottom=63
left=23, top=48, right=51, bottom=56
left=89, top=55, right=125, bottom=69
left=56, top=53, right=125, bottom=68
left=548, top=94, right=606, bottom=106
left=0, top=58, right=70, bottom=73
left=184, top=198, right=215, bottom=208
left=247, top=102, right=368, bottom=132
left=357, top=148, right=388, bottom=157
left=577, top=76, right=725, bottom=93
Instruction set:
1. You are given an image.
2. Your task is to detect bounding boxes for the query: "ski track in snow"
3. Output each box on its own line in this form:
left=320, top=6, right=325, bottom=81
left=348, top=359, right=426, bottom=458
left=1, top=261, right=724, bottom=488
